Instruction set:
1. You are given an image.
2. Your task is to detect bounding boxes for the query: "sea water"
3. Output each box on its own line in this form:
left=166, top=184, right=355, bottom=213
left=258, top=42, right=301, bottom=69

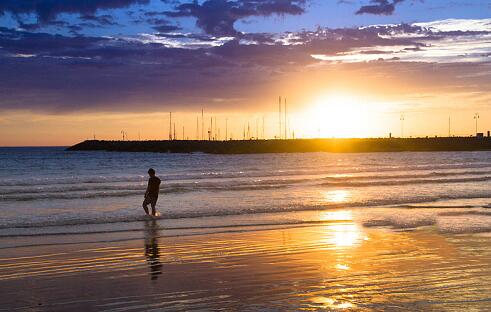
left=1, top=147, right=491, bottom=247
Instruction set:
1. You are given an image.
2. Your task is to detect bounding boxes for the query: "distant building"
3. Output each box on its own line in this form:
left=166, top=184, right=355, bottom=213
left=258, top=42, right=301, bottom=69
left=476, top=133, right=484, bottom=138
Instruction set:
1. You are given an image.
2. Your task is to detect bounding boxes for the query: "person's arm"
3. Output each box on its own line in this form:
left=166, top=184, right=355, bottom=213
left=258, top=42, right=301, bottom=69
left=144, top=181, right=150, bottom=198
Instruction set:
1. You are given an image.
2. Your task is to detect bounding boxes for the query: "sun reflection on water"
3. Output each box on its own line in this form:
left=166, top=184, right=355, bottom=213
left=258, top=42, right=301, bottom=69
left=327, top=223, right=362, bottom=248
left=310, top=296, right=355, bottom=310
left=319, top=210, right=353, bottom=222
left=323, top=190, right=351, bottom=203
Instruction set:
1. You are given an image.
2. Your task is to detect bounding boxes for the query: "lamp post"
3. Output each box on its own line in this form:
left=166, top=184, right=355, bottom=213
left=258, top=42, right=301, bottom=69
left=474, top=113, right=480, bottom=135
left=400, top=115, right=405, bottom=138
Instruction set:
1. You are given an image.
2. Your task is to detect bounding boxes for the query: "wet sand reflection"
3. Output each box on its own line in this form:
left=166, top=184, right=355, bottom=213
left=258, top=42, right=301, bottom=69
left=144, top=219, right=162, bottom=280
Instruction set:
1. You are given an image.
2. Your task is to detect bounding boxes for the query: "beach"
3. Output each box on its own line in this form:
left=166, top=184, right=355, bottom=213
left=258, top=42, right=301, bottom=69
left=2, top=211, right=491, bottom=311
left=2, top=148, right=491, bottom=310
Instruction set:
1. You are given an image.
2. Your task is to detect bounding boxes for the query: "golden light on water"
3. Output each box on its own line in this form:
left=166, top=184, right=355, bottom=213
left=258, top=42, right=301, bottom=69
left=310, top=296, right=355, bottom=309
left=318, top=210, right=365, bottom=249
left=319, top=210, right=352, bottom=221
left=322, top=190, right=351, bottom=203
left=327, top=223, right=362, bottom=248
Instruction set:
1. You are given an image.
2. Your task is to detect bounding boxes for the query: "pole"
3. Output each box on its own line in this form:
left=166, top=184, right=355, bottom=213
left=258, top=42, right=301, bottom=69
left=279, top=96, right=282, bottom=139
left=474, top=113, right=480, bottom=134
left=256, top=118, right=259, bottom=140
left=284, top=98, right=287, bottom=140
left=201, top=109, right=204, bottom=140
left=262, top=116, right=265, bottom=140
left=169, top=112, right=172, bottom=140
left=225, top=118, right=228, bottom=141
left=448, top=116, right=451, bottom=137
left=400, top=115, right=405, bottom=138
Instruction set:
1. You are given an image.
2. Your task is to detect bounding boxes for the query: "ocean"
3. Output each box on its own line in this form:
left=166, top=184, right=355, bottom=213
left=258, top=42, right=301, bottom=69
left=2, top=147, right=491, bottom=310
left=2, top=147, right=491, bottom=246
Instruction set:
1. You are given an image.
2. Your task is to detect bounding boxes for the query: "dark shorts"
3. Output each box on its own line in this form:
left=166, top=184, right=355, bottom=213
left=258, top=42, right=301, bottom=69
left=143, top=196, right=158, bottom=208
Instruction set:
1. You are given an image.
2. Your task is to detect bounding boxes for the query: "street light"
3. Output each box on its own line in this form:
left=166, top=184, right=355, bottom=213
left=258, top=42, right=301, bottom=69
left=474, top=113, right=480, bottom=134
left=400, top=115, right=405, bottom=138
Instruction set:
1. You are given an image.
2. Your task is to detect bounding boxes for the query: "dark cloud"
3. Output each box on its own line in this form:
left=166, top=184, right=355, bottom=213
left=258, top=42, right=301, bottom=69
left=0, top=20, right=489, bottom=113
left=164, top=0, right=307, bottom=36
left=356, top=0, right=404, bottom=15
left=153, top=24, right=181, bottom=32
left=80, top=14, right=117, bottom=26
left=0, top=0, right=149, bottom=22
left=145, top=17, right=181, bottom=33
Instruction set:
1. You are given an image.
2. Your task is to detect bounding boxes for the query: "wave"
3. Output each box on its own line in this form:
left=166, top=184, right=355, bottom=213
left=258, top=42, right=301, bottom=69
left=2, top=172, right=491, bottom=201
left=0, top=219, right=339, bottom=238
left=322, top=176, right=491, bottom=187
left=2, top=162, right=491, bottom=187
left=3, top=192, right=491, bottom=230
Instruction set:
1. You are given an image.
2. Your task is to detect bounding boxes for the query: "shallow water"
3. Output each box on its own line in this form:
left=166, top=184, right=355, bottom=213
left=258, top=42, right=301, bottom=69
left=2, top=148, right=491, bottom=310
left=1, top=223, right=490, bottom=311
left=2, top=148, right=491, bottom=241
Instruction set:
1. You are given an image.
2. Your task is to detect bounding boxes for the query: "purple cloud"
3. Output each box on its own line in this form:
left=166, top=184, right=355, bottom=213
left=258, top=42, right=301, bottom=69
left=356, top=0, right=405, bottom=15
left=0, top=0, right=149, bottom=22
left=164, top=0, right=307, bottom=36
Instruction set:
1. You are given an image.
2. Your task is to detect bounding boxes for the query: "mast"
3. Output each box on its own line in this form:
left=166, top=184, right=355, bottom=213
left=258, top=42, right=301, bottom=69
left=169, top=112, right=172, bottom=140
left=262, top=116, right=265, bottom=140
left=201, top=109, right=204, bottom=140
left=279, top=96, right=282, bottom=139
left=225, top=118, right=228, bottom=141
left=284, top=97, right=287, bottom=139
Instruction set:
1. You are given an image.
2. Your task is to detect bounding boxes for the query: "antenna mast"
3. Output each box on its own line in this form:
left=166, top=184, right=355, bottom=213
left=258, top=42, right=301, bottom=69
left=169, top=112, right=172, bottom=140
left=279, top=96, right=282, bottom=139
left=284, top=98, right=287, bottom=140
left=201, top=109, right=204, bottom=140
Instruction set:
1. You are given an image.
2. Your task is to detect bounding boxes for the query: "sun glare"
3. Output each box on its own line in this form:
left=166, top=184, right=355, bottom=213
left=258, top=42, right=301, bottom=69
left=303, top=93, right=377, bottom=138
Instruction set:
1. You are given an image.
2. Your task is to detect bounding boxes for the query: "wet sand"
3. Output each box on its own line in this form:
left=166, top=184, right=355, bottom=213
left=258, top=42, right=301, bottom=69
left=1, top=219, right=491, bottom=311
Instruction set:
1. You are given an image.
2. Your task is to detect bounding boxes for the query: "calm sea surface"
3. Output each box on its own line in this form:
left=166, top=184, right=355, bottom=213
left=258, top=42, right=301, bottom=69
left=1, top=147, right=491, bottom=246
left=2, top=147, right=491, bottom=311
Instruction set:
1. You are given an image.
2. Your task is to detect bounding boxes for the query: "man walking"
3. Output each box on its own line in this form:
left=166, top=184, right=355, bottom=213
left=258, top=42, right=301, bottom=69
left=143, top=168, right=161, bottom=216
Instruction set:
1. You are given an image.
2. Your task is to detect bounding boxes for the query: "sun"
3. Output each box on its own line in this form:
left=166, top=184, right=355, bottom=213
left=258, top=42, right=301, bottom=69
left=303, top=93, right=376, bottom=138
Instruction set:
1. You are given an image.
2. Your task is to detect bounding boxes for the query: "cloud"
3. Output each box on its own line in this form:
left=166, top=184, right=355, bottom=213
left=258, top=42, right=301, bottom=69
left=356, top=0, right=404, bottom=15
left=0, top=18, right=490, bottom=113
left=0, top=0, right=149, bottom=22
left=164, top=0, right=307, bottom=36
left=311, top=19, right=491, bottom=63
left=80, top=14, right=118, bottom=26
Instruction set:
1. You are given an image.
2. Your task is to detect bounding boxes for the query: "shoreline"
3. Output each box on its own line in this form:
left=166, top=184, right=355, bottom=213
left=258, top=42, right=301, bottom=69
left=67, top=137, right=491, bottom=154
left=2, top=220, right=491, bottom=311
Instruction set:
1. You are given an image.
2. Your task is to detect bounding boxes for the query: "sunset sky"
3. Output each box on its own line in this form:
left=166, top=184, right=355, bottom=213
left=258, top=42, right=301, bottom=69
left=1, top=0, right=491, bottom=146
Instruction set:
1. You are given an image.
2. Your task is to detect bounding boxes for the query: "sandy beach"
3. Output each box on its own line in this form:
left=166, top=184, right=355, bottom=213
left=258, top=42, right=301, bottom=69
left=2, top=210, right=491, bottom=311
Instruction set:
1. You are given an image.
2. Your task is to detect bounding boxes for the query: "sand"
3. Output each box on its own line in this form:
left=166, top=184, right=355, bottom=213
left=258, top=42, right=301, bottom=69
left=1, top=218, right=491, bottom=311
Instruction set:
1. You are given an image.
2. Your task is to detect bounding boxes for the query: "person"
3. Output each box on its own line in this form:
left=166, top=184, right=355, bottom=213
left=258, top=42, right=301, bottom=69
left=143, top=168, right=161, bottom=216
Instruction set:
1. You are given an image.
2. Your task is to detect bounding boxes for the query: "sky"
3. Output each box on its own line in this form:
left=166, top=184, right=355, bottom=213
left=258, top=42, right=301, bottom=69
left=0, top=0, right=491, bottom=145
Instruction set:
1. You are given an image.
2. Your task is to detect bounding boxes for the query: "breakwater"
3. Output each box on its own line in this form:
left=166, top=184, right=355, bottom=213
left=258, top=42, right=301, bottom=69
left=67, top=137, right=491, bottom=154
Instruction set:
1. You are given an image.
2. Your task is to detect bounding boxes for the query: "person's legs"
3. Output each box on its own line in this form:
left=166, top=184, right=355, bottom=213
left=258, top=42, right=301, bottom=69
left=150, top=198, right=158, bottom=216
left=142, top=197, right=150, bottom=215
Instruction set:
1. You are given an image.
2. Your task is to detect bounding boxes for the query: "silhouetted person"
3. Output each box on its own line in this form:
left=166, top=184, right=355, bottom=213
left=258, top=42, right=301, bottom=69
left=144, top=219, right=162, bottom=280
left=143, top=168, right=161, bottom=216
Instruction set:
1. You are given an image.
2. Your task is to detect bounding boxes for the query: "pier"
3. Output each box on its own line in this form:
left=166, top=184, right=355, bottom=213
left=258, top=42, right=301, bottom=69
left=67, top=137, right=491, bottom=154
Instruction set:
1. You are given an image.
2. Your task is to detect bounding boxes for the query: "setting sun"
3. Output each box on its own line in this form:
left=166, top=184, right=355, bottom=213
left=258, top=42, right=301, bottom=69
left=302, top=94, right=380, bottom=138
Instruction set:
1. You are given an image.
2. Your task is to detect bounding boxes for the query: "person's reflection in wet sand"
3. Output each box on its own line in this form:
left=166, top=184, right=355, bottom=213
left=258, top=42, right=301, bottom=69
left=144, top=219, right=162, bottom=280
